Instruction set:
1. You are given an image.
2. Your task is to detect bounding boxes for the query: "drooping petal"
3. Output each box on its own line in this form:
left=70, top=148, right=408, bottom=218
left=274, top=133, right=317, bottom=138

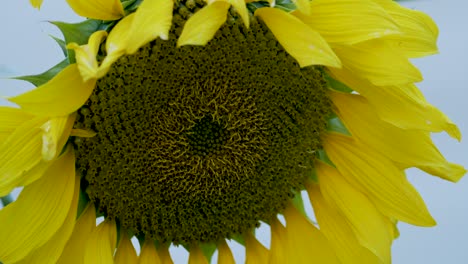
left=41, top=113, right=76, bottom=161
left=66, top=0, right=124, bottom=20
left=9, top=64, right=96, bottom=117
left=114, top=232, right=138, bottom=264
left=125, top=0, right=174, bottom=54
left=293, top=0, right=399, bottom=45
left=17, top=175, right=80, bottom=264
left=375, top=0, right=439, bottom=57
left=0, top=148, right=76, bottom=263
left=0, top=107, right=34, bottom=141
left=217, top=239, right=235, bottom=264
left=67, top=30, right=108, bottom=81
left=0, top=117, right=46, bottom=196
left=283, top=204, right=340, bottom=264
left=57, top=204, right=97, bottom=264
left=311, top=163, right=392, bottom=263
left=323, top=133, right=436, bottom=226
left=188, top=244, right=209, bottom=264
left=332, top=39, right=422, bottom=86
left=30, top=0, right=43, bottom=9
left=255, top=7, right=341, bottom=68
left=229, top=0, right=250, bottom=28
left=245, top=233, right=268, bottom=264
left=331, top=91, right=466, bottom=182
left=139, top=239, right=161, bottom=264
left=329, top=68, right=461, bottom=139
left=177, top=1, right=230, bottom=46
left=84, top=219, right=117, bottom=264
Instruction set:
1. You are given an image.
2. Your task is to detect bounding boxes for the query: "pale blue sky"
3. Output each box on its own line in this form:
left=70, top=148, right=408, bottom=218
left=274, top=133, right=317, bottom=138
left=0, top=1, right=466, bottom=263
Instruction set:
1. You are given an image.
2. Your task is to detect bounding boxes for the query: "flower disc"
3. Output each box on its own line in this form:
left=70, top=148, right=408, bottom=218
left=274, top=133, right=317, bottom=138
left=74, top=11, right=332, bottom=244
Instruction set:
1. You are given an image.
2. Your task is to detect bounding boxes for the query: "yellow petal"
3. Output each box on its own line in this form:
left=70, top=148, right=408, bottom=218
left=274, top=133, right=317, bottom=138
left=283, top=203, right=340, bottom=264
left=188, top=244, right=209, bottom=264
left=115, top=232, right=138, bottom=264
left=255, top=7, right=341, bottom=68
left=269, top=218, right=288, bottom=264
left=229, top=0, right=249, bottom=28
left=375, top=0, right=439, bottom=57
left=0, top=148, right=76, bottom=263
left=329, top=68, right=461, bottom=139
left=331, top=91, right=466, bottom=182
left=218, top=239, right=235, bottom=264
left=70, top=128, right=97, bottom=138
left=332, top=39, right=422, bottom=86
left=84, top=219, right=117, bottom=264
left=291, top=0, right=311, bottom=15
left=66, top=0, right=124, bottom=20
left=30, top=0, right=43, bottom=9
left=67, top=30, right=108, bottom=82
left=17, top=175, right=80, bottom=264
left=324, top=133, right=436, bottom=226
left=245, top=233, right=268, bottom=264
left=177, top=1, right=230, bottom=46
left=138, top=239, right=161, bottom=264
left=311, top=163, right=392, bottom=263
left=293, top=0, right=400, bottom=45
left=0, top=107, right=34, bottom=141
left=157, top=244, right=174, bottom=264
left=125, top=0, right=174, bottom=54
left=57, top=203, right=97, bottom=264
left=41, top=113, right=76, bottom=161
left=0, top=117, right=46, bottom=196
left=9, top=64, right=96, bottom=117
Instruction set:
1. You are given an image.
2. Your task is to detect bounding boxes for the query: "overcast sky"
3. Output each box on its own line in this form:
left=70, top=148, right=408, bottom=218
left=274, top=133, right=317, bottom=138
left=0, top=1, right=466, bottom=263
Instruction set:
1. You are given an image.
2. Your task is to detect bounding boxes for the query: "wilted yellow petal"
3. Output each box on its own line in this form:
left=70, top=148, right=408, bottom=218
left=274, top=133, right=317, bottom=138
left=245, top=233, right=268, bottom=264
left=331, top=91, right=466, bottom=182
left=229, top=0, right=249, bottom=28
left=311, top=163, right=392, bottom=263
left=332, top=39, right=422, bottom=86
left=329, top=68, right=461, bottom=139
left=294, top=0, right=399, bottom=44
left=84, top=219, right=117, bottom=264
left=0, top=148, right=76, bottom=263
left=178, top=1, right=230, bottom=46
left=66, top=0, right=124, bottom=20
left=115, top=232, right=138, bottom=264
left=375, top=0, right=439, bottom=57
left=126, top=0, right=174, bottom=54
left=57, top=203, right=97, bottom=264
left=139, top=239, right=161, bottom=264
left=0, top=117, right=46, bottom=196
left=67, top=30, right=108, bottom=82
left=188, top=244, right=209, bottom=264
left=18, top=176, right=80, bottom=264
left=324, top=133, right=436, bottom=226
left=283, top=204, right=340, bottom=264
left=218, top=240, right=235, bottom=264
left=9, top=64, right=96, bottom=117
left=255, top=7, right=341, bottom=68
left=41, top=113, right=76, bottom=161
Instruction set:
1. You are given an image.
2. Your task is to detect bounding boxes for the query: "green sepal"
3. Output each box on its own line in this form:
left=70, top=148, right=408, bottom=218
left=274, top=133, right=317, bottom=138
left=0, top=194, right=14, bottom=207
left=327, top=114, right=351, bottom=136
left=231, top=233, right=245, bottom=246
left=76, top=187, right=90, bottom=220
left=324, top=72, right=354, bottom=93
left=50, top=19, right=102, bottom=63
left=275, top=0, right=297, bottom=12
left=291, top=189, right=307, bottom=217
left=123, top=0, right=142, bottom=12
left=12, top=59, right=69, bottom=87
left=49, top=35, right=67, bottom=57
left=308, top=165, right=318, bottom=182
left=200, top=243, right=217, bottom=262
left=316, top=149, right=335, bottom=168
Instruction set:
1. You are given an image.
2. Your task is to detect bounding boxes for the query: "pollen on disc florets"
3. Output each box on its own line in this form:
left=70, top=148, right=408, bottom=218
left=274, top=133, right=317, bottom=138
left=73, top=2, right=332, bottom=244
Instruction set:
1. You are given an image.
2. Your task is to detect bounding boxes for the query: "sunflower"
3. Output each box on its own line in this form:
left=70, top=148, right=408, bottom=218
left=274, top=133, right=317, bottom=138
left=0, top=0, right=465, bottom=263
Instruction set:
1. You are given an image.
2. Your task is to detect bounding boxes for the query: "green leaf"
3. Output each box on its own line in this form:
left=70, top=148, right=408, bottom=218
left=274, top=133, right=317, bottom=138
left=327, top=114, right=351, bottom=136
left=324, top=72, right=354, bottom=93
left=12, top=59, right=69, bottom=87
left=49, top=35, right=67, bottom=57
left=50, top=19, right=102, bottom=63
